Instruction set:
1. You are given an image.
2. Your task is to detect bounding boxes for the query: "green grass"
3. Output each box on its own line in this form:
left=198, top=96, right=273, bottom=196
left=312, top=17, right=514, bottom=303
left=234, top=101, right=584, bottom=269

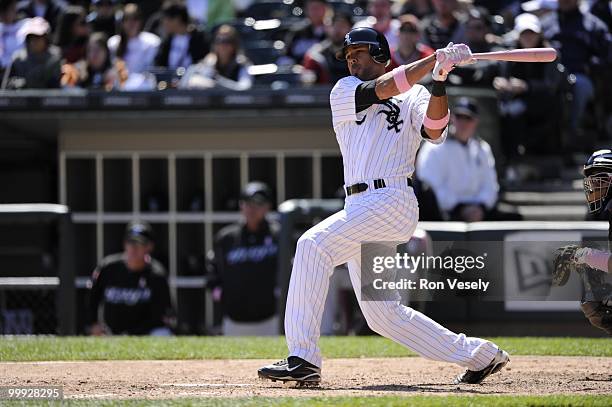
left=1, top=336, right=611, bottom=362
left=3, top=396, right=612, bottom=407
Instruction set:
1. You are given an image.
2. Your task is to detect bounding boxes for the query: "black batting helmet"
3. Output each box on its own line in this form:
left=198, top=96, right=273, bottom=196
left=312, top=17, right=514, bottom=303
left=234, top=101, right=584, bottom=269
left=335, top=27, right=391, bottom=67
left=583, top=149, right=612, bottom=214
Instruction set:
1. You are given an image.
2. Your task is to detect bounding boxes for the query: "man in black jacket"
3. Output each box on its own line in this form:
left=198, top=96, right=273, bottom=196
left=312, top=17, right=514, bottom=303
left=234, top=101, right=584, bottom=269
left=88, top=221, right=174, bottom=336
left=154, top=0, right=209, bottom=69
left=210, top=181, right=280, bottom=335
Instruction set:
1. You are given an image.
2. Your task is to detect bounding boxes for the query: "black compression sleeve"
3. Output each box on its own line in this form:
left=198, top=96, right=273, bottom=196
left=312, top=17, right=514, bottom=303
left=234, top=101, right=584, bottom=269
left=431, top=80, right=446, bottom=97
left=355, top=80, right=381, bottom=112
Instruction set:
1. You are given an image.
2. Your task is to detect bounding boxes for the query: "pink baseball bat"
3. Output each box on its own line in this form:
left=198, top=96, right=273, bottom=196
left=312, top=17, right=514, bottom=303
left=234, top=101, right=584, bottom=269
left=471, top=48, right=557, bottom=63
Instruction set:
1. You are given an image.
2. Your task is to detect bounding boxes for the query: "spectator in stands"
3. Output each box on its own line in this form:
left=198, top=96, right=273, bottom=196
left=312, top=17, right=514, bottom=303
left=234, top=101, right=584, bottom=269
left=416, top=97, right=506, bottom=222
left=154, top=0, right=209, bottom=70
left=450, top=6, right=500, bottom=86
left=179, top=24, right=252, bottom=90
left=285, top=0, right=329, bottom=63
left=87, top=0, right=119, bottom=39
left=390, top=14, right=434, bottom=66
left=108, top=3, right=160, bottom=76
left=398, top=0, right=433, bottom=20
left=464, top=7, right=497, bottom=53
left=62, top=32, right=127, bottom=89
left=301, top=11, right=352, bottom=85
left=18, top=0, right=62, bottom=31
left=355, top=0, right=400, bottom=50
left=55, top=5, right=90, bottom=63
left=88, top=221, right=174, bottom=336
left=421, top=0, right=466, bottom=50
left=208, top=182, right=280, bottom=336
left=495, top=13, right=564, bottom=157
left=1, top=0, right=27, bottom=75
left=541, top=0, right=611, bottom=141
left=2, top=17, right=61, bottom=89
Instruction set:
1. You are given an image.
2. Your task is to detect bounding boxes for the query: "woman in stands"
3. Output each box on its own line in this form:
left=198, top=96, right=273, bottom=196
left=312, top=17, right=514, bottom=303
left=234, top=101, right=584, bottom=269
left=55, top=5, right=90, bottom=63
left=179, top=24, right=252, bottom=91
left=62, top=32, right=128, bottom=90
left=107, top=3, right=160, bottom=77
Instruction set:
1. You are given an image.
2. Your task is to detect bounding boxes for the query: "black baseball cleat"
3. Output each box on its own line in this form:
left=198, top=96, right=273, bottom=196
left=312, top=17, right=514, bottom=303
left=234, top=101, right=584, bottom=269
left=454, top=349, right=510, bottom=384
left=258, top=356, right=321, bottom=386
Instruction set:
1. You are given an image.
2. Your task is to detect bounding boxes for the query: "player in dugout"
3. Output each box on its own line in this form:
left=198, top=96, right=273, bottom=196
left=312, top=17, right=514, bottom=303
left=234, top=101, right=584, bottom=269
left=208, top=182, right=280, bottom=336
left=88, top=221, right=175, bottom=336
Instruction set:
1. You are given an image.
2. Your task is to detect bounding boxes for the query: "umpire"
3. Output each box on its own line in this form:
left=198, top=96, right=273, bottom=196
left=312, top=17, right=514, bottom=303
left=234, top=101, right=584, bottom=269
left=209, top=181, right=280, bottom=335
left=88, top=221, right=174, bottom=336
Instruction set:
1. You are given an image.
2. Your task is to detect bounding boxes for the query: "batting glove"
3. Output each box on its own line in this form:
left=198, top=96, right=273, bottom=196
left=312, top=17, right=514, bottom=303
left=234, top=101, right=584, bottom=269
left=453, top=43, right=475, bottom=66
left=433, top=43, right=474, bottom=81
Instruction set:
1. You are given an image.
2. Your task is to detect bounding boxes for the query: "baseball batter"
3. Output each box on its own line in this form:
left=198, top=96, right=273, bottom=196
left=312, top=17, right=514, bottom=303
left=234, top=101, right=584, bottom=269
left=258, top=28, right=509, bottom=385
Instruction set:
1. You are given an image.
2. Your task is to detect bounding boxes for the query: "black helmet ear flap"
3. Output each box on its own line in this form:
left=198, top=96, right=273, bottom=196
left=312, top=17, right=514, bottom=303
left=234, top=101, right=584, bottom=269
left=369, top=44, right=391, bottom=66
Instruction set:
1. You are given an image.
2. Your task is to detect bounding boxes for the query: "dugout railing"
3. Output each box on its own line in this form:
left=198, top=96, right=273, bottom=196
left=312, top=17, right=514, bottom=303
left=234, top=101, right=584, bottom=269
left=0, top=204, right=75, bottom=335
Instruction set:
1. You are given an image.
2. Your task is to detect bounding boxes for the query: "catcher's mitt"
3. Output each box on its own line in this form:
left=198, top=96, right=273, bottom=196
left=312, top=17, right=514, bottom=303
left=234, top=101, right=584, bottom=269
left=552, top=245, right=580, bottom=286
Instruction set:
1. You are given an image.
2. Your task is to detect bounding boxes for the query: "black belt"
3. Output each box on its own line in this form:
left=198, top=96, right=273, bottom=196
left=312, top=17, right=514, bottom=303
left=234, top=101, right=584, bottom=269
left=345, top=177, right=413, bottom=196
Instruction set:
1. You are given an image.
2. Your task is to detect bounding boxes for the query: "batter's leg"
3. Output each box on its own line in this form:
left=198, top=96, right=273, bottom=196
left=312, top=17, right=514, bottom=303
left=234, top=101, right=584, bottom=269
left=346, top=254, right=499, bottom=371
left=284, top=203, right=406, bottom=368
left=283, top=231, right=335, bottom=367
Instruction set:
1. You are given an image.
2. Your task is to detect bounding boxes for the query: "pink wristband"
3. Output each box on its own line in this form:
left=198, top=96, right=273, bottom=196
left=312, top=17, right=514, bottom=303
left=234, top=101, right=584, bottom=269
left=423, top=110, right=450, bottom=130
left=585, top=249, right=611, bottom=273
left=392, top=66, right=412, bottom=93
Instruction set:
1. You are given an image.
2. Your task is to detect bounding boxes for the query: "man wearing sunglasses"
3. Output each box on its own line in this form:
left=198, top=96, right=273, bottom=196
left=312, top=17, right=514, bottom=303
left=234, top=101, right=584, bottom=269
left=391, top=14, right=434, bottom=66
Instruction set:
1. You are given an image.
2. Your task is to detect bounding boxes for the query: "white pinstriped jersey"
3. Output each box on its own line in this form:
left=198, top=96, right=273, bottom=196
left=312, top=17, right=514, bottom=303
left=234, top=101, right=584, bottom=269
left=330, top=76, right=447, bottom=186
left=283, top=77, right=501, bottom=372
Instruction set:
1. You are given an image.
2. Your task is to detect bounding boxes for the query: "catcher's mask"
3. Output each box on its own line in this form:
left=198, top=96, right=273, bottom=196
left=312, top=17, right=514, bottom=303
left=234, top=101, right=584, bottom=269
left=336, top=27, right=391, bottom=67
left=583, top=149, right=612, bottom=214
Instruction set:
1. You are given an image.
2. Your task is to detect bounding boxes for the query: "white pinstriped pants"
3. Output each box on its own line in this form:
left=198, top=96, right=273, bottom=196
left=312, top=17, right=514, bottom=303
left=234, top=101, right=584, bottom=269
left=285, top=178, right=498, bottom=369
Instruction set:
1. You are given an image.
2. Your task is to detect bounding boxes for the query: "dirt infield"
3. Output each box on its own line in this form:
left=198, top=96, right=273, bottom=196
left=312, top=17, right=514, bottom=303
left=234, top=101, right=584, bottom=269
left=1, top=357, right=611, bottom=399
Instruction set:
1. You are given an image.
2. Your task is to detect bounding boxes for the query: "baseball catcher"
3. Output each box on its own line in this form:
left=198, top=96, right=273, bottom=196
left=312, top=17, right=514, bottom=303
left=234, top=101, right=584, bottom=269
left=552, top=149, right=612, bottom=335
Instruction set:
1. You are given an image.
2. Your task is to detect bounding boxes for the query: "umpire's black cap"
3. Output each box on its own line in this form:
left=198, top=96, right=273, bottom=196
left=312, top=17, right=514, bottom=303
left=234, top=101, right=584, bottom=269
left=125, top=221, right=154, bottom=244
left=240, top=181, right=272, bottom=205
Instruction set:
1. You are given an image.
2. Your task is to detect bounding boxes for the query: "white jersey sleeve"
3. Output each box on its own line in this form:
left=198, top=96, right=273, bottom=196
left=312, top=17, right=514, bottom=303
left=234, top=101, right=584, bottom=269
left=408, top=85, right=447, bottom=145
left=330, top=76, right=362, bottom=128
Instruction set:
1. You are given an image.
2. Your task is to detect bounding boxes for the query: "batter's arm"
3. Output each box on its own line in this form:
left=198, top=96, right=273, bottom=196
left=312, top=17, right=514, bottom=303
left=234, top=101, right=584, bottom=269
left=421, top=82, right=448, bottom=140
left=373, top=55, right=436, bottom=100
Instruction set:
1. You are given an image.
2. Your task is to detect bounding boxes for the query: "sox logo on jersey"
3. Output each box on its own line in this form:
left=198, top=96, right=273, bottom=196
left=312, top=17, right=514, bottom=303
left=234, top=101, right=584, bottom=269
left=283, top=75, right=499, bottom=371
